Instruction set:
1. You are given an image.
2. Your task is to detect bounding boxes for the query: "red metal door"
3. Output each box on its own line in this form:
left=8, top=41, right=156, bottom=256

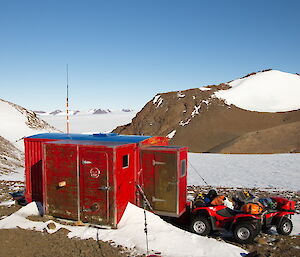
left=79, top=148, right=109, bottom=224
left=141, top=149, right=178, bottom=216
left=44, top=144, right=79, bottom=221
left=153, top=151, right=177, bottom=214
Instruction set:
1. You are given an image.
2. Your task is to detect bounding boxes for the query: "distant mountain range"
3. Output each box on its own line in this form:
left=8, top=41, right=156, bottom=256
left=0, top=99, right=135, bottom=176
left=114, top=70, right=300, bottom=153
left=33, top=108, right=134, bottom=116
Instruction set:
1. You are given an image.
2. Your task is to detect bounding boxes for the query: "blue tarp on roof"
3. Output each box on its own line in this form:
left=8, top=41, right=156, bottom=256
left=27, top=133, right=151, bottom=143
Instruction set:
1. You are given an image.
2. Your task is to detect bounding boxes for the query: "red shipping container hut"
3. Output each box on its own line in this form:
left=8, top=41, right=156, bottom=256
left=24, top=133, right=188, bottom=228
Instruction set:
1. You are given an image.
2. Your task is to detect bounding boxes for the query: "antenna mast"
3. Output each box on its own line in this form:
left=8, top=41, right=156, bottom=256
left=66, top=64, right=70, bottom=134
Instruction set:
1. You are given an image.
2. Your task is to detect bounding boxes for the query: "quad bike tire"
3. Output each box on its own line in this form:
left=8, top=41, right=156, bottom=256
left=191, top=215, right=211, bottom=236
left=233, top=221, right=257, bottom=244
left=276, top=217, right=293, bottom=235
left=253, top=221, right=262, bottom=236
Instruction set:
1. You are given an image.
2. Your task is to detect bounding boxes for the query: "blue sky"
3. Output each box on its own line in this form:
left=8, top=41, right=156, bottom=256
left=1, top=0, right=300, bottom=111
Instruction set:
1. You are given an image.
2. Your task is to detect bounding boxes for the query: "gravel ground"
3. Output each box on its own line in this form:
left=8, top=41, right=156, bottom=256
left=0, top=181, right=299, bottom=257
left=0, top=228, right=131, bottom=257
left=0, top=181, right=141, bottom=257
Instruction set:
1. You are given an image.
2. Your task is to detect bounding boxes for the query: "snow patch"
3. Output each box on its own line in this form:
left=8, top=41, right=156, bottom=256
left=152, top=95, right=161, bottom=104
left=188, top=153, right=300, bottom=191
left=152, top=95, right=163, bottom=108
left=214, top=70, right=300, bottom=112
left=191, top=105, right=201, bottom=117
left=179, top=119, right=191, bottom=126
left=177, top=91, right=185, bottom=98
left=156, top=98, right=163, bottom=108
left=0, top=167, right=24, bottom=181
left=199, top=87, right=211, bottom=91
left=167, top=130, right=176, bottom=139
left=292, top=214, right=300, bottom=236
left=0, top=200, right=15, bottom=207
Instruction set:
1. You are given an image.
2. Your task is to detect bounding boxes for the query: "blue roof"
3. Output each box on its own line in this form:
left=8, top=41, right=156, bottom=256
left=45, top=140, right=132, bottom=148
left=26, top=133, right=152, bottom=143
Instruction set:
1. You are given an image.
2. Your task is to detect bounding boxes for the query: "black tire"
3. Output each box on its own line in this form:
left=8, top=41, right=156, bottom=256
left=253, top=221, right=262, bottom=236
left=233, top=221, right=256, bottom=244
left=261, top=225, right=270, bottom=234
left=276, top=217, right=293, bottom=235
left=191, top=215, right=211, bottom=236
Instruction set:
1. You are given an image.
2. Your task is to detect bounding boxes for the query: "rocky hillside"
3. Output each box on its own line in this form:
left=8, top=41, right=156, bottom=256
left=1, top=99, right=57, bottom=131
left=114, top=70, right=300, bottom=153
left=0, top=98, right=59, bottom=177
left=0, top=136, right=23, bottom=176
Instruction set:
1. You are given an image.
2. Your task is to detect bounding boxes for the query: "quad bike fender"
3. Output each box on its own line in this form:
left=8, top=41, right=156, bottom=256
left=274, top=211, right=294, bottom=217
left=231, top=215, right=261, bottom=230
left=271, top=212, right=294, bottom=226
left=264, top=211, right=294, bottom=220
left=232, top=213, right=260, bottom=223
left=191, top=208, right=219, bottom=231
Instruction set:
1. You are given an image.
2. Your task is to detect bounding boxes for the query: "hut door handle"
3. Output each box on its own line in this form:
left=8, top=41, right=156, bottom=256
left=152, top=196, right=166, bottom=202
left=98, top=186, right=111, bottom=191
left=82, top=160, right=92, bottom=165
left=152, top=160, right=166, bottom=166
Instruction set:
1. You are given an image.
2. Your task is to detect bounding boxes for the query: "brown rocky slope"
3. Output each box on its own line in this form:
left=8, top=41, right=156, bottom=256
left=114, top=75, right=300, bottom=153
left=0, top=136, right=23, bottom=176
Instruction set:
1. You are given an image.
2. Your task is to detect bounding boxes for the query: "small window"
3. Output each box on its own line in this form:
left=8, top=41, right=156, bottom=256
left=181, top=159, right=186, bottom=177
left=122, top=154, right=129, bottom=168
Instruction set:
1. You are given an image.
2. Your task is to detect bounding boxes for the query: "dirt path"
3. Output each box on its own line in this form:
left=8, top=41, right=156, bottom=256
left=0, top=228, right=130, bottom=257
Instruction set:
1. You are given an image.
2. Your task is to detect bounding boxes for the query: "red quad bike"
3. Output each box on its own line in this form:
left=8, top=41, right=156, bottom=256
left=190, top=197, right=295, bottom=244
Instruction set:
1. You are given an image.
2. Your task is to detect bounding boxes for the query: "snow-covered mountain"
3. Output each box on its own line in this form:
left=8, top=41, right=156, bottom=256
left=36, top=108, right=134, bottom=116
left=114, top=70, right=300, bottom=153
left=214, top=70, right=300, bottom=112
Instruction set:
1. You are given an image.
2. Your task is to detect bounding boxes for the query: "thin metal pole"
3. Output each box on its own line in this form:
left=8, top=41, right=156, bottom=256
left=143, top=200, right=149, bottom=256
left=66, top=64, right=70, bottom=134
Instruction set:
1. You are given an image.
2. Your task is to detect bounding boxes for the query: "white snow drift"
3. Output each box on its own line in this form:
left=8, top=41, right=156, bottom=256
left=0, top=202, right=247, bottom=257
left=214, top=70, right=300, bottom=112
left=0, top=100, right=57, bottom=150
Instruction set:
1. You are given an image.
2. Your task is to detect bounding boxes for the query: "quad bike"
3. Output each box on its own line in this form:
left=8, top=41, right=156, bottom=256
left=190, top=197, right=295, bottom=244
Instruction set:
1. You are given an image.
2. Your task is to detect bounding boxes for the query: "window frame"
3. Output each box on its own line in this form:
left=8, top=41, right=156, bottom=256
left=122, top=154, right=129, bottom=169
left=180, top=159, right=187, bottom=177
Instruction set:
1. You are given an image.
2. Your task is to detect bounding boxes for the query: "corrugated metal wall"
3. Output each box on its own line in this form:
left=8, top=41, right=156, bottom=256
left=24, top=138, right=55, bottom=203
